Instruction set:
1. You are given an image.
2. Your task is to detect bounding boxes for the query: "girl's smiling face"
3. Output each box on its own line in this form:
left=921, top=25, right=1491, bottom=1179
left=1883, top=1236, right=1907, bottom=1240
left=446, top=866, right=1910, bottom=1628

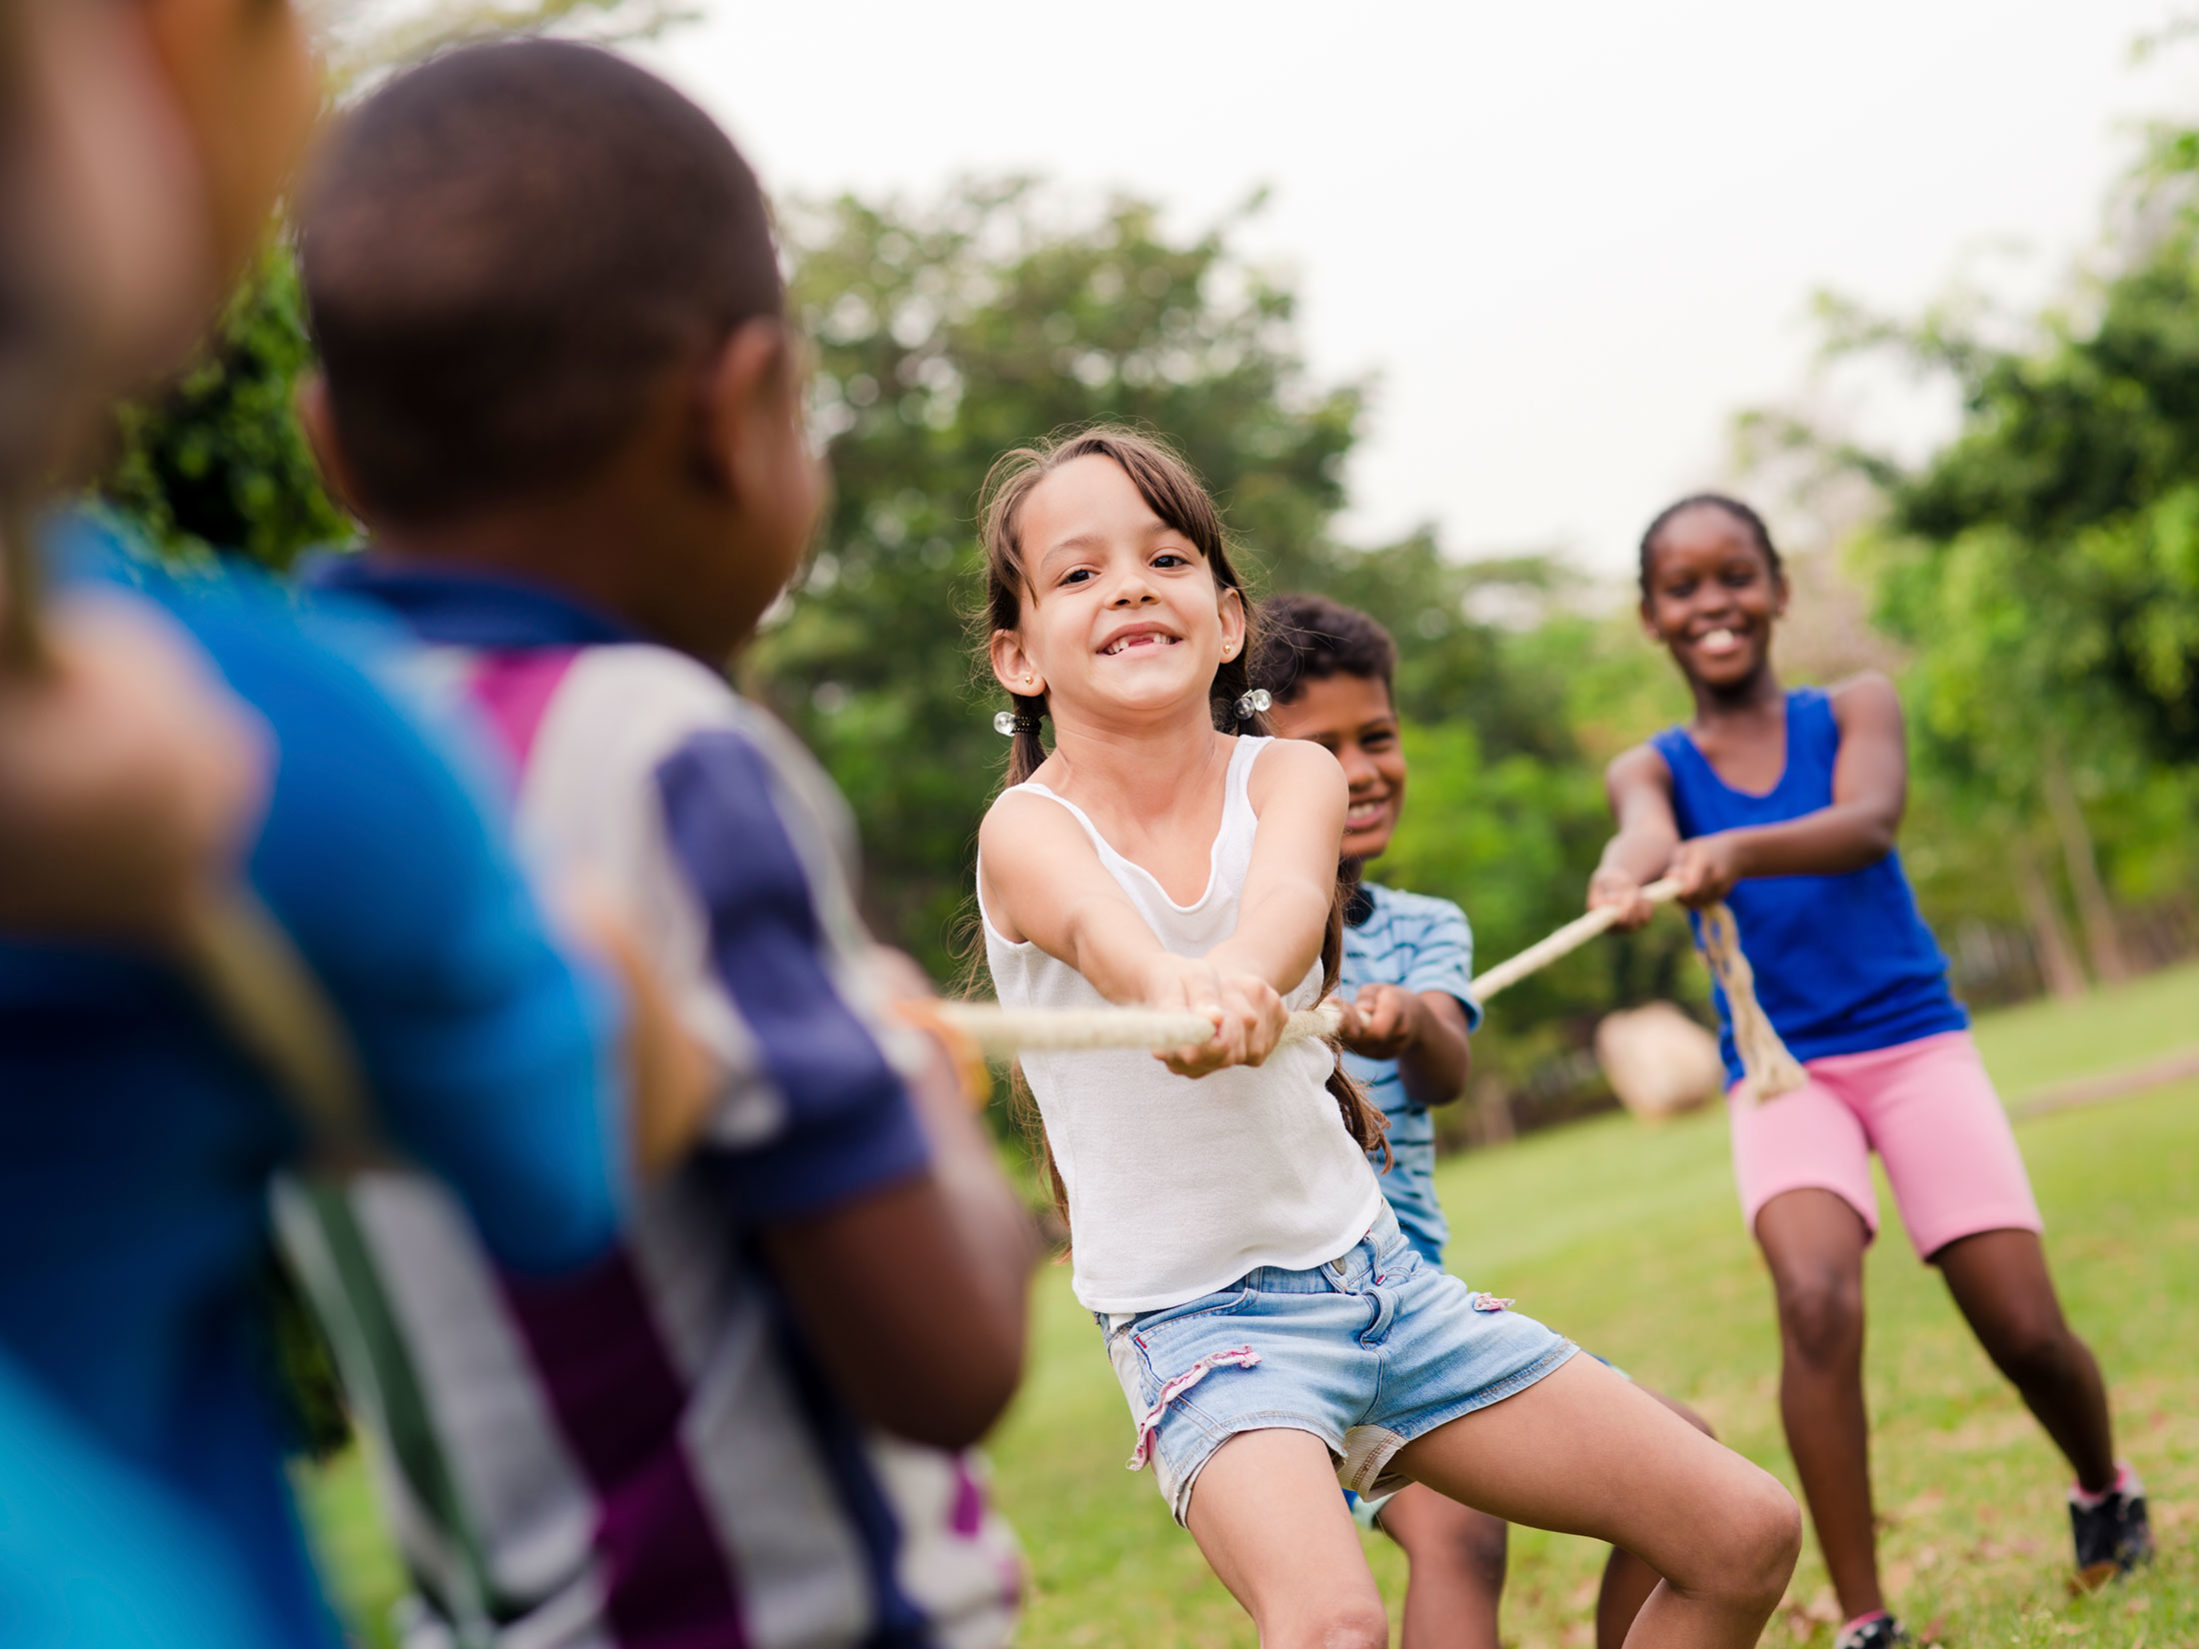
left=989, top=454, right=1244, bottom=725
left=1639, top=503, right=1787, bottom=690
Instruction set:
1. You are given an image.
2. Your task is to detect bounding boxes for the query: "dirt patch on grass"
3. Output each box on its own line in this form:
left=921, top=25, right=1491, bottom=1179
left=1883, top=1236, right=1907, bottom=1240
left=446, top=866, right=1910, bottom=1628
left=2010, top=1049, right=2199, bottom=1118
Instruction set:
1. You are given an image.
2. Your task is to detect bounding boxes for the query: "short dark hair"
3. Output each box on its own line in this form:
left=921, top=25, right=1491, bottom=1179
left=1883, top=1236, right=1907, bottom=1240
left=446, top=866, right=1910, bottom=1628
left=1637, top=493, right=1783, bottom=598
left=299, top=40, right=782, bottom=525
left=1250, top=593, right=1397, bottom=706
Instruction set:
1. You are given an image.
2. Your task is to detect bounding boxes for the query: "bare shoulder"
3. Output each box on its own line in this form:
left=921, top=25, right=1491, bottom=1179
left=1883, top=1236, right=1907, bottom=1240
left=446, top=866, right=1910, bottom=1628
left=978, top=787, right=1101, bottom=943
left=1248, top=733, right=1347, bottom=810
left=1828, top=671, right=1904, bottom=730
left=978, top=785, right=1087, bottom=874
left=1604, top=739, right=1673, bottom=792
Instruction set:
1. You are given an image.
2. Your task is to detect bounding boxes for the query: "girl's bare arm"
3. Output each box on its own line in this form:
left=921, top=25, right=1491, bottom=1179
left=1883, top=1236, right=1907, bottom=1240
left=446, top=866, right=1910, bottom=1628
left=1589, top=743, right=1681, bottom=927
left=1206, top=738, right=1348, bottom=994
left=978, top=791, right=1171, bottom=1003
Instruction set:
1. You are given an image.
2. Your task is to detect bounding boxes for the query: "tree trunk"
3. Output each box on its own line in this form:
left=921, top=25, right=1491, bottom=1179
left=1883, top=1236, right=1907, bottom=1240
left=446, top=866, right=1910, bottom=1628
left=2013, top=835, right=2088, bottom=1000
left=2042, top=749, right=2131, bottom=984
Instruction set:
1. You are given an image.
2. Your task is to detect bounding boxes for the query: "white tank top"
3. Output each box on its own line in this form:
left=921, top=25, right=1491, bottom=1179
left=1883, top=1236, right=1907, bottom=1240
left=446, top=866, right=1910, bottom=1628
left=980, top=736, right=1384, bottom=1314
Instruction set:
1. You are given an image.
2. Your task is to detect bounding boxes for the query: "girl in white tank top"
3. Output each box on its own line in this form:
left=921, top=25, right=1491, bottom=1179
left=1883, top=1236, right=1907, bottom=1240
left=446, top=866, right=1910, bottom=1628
left=973, top=429, right=1800, bottom=1647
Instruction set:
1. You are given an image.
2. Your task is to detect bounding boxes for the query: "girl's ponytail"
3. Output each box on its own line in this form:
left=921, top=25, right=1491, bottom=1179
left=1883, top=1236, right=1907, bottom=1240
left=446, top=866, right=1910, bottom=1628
left=1319, top=879, right=1388, bottom=1165
left=1002, top=692, right=1048, bottom=787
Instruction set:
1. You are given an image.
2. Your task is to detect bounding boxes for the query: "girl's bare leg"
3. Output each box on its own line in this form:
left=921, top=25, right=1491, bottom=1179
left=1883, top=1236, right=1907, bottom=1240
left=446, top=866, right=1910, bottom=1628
left=1595, top=1390, right=1718, bottom=1649
left=1935, top=1229, right=2116, bottom=1490
left=1392, top=1355, right=1800, bottom=1649
left=1755, top=1189, right=1882, bottom=1620
left=1377, top=1484, right=1507, bottom=1649
left=1184, top=1428, right=1391, bottom=1649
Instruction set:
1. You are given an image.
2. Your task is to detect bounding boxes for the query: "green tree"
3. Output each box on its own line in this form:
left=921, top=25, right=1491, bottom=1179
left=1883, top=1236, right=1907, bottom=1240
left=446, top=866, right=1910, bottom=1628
left=100, top=243, right=345, bottom=570
left=755, top=184, right=1368, bottom=967
left=1736, top=117, right=2199, bottom=987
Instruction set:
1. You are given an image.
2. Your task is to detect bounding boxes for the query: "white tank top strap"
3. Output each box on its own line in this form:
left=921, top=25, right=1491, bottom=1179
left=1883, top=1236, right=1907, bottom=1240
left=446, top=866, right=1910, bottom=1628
left=1003, top=735, right=1266, bottom=918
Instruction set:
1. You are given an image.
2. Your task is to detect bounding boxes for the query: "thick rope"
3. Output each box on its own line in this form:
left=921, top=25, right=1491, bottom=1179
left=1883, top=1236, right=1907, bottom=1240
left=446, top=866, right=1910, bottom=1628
left=1692, top=902, right=1808, bottom=1104
left=931, top=1000, right=1343, bottom=1061
left=1467, top=877, right=1683, bottom=1003
left=936, top=878, right=1807, bottom=1105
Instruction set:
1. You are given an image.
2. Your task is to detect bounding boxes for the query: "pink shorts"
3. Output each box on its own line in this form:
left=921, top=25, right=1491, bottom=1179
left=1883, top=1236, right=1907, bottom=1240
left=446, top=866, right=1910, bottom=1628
left=1728, top=1030, right=2043, bottom=1261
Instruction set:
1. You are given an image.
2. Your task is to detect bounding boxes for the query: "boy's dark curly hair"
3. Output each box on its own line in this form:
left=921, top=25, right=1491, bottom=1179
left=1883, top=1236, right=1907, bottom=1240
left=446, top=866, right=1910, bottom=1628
left=1251, top=592, right=1398, bottom=706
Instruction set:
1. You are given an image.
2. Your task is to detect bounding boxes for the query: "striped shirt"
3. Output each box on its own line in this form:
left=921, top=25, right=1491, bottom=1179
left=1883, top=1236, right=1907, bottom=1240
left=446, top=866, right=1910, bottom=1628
left=284, top=559, right=1020, bottom=1649
left=1340, top=882, right=1480, bottom=1266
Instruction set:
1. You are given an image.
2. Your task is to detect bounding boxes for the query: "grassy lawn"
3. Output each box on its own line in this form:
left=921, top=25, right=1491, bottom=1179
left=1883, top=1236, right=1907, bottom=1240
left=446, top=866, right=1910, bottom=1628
left=303, top=967, right=2199, bottom=1646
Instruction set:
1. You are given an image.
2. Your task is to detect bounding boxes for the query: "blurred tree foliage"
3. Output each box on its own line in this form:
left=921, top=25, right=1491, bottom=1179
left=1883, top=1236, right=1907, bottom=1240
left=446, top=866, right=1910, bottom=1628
left=101, top=243, right=345, bottom=570
left=1740, top=114, right=2199, bottom=988
left=759, top=185, right=1705, bottom=1068
left=97, top=179, right=1696, bottom=1097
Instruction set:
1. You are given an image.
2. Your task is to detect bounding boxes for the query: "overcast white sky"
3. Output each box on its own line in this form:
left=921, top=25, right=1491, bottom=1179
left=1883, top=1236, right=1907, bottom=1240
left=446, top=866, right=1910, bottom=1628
left=634, top=2, right=2199, bottom=574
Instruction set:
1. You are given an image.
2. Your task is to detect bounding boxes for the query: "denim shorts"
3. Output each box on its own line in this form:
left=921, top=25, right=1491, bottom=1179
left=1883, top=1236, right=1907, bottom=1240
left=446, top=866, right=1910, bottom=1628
left=1098, top=1204, right=1578, bottom=1524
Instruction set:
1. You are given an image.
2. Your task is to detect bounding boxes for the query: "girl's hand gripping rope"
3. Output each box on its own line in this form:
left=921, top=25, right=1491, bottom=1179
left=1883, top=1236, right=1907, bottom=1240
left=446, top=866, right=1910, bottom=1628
left=1585, top=866, right=1662, bottom=931
left=1665, top=833, right=1747, bottom=908
left=1141, top=952, right=1286, bottom=1077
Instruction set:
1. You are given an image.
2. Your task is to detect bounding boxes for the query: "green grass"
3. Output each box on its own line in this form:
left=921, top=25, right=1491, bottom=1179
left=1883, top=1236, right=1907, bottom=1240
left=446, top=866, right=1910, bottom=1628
left=1969, top=956, right=2199, bottom=1099
left=303, top=971, right=2199, bottom=1647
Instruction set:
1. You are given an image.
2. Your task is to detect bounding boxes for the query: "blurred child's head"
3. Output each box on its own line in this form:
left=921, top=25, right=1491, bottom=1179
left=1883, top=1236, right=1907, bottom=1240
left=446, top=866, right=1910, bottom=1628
left=1253, top=594, right=1404, bottom=863
left=297, top=41, right=815, bottom=661
left=979, top=428, right=1259, bottom=782
left=1636, top=493, right=1787, bottom=694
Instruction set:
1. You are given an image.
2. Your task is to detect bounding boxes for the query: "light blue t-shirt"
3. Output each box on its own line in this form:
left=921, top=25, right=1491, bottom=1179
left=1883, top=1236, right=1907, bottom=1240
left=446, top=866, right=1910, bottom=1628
left=1340, top=882, right=1481, bottom=1267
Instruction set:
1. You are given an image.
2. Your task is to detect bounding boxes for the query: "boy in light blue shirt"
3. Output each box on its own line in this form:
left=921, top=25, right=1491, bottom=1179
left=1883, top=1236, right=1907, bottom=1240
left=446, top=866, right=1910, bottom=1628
left=1257, top=594, right=1695, bottom=1649
left=1255, top=596, right=1477, bottom=1264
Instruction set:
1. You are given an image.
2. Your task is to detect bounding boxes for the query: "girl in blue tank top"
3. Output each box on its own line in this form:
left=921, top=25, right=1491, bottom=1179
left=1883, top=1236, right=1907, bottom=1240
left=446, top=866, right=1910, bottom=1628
left=1591, top=494, right=2149, bottom=1648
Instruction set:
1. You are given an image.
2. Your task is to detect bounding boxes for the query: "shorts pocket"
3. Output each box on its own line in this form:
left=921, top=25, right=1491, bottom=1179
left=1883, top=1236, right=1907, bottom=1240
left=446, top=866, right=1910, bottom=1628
left=1123, top=1283, right=1254, bottom=1351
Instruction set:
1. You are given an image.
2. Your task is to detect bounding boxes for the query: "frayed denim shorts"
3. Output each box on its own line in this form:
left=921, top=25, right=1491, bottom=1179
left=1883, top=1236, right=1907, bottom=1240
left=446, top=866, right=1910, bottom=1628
left=1098, top=1204, right=1577, bottom=1524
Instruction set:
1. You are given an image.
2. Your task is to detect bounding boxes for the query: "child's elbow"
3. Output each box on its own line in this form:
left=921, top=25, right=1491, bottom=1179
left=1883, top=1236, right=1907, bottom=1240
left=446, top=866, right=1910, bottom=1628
left=1856, top=815, right=1899, bottom=864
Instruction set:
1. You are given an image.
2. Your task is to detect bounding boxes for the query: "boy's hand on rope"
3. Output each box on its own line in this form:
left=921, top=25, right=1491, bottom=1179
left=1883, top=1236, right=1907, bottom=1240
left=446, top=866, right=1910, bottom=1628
left=1336, top=982, right=1421, bottom=1060
left=1667, top=833, right=1746, bottom=908
left=0, top=595, right=269, bottom=943
left=1142, top=953, right=1286, bottom=1078
left=872, top=948, right=993, bottom=1113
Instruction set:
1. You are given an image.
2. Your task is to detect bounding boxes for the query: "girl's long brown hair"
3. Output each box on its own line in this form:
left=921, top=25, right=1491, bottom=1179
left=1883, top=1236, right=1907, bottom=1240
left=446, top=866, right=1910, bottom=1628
left=974, top=427, right=1386, bottom=1212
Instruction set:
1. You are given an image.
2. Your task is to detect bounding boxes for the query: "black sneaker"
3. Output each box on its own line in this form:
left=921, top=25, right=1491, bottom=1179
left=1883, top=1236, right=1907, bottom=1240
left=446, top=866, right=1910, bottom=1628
left=2071, top=1466, right=2154, bottom=1591
left=1834, top=1615, right=1911, bottom=1649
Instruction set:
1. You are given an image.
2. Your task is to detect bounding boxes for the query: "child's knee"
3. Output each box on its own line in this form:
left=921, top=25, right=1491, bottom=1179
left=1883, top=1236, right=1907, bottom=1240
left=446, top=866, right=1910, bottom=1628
left=1665, top=1462, right=1800, bottom=1611
left=1774, top=1270, right=1863, bottom=1365
left=1382, top=1489, right=1507, bottom=1587
left=1451, top=1506, right=1510, bottom=1584
left=1982, top=1310, right=2082, bottom=1388
left=1297, top=1598, right=1390, bottom=1649
left=1725, top=1470, right=1803, bottom=1605
left=1256, top=1588, right=1389, bottom=1649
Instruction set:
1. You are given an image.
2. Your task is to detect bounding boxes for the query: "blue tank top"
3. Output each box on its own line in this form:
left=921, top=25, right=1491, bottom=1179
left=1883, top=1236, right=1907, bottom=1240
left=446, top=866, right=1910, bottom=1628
left=1650, top=687, right=1966, bottom=1085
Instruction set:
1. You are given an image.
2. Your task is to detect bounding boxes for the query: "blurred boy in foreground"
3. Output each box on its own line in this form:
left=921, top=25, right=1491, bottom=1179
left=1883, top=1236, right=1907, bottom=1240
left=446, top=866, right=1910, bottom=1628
left=290, top=41, right=1033, bottom=1647
left=0, top=4, right=699, bottom=1642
